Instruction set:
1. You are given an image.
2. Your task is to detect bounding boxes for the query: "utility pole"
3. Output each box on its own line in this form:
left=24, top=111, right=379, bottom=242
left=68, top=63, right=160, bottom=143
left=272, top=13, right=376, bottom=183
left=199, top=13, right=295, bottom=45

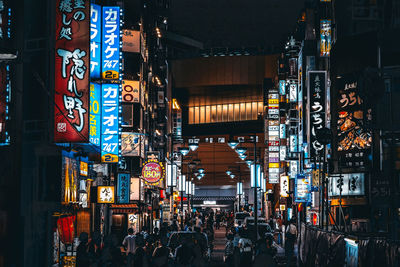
left=253, top=134, right=258, bottom=240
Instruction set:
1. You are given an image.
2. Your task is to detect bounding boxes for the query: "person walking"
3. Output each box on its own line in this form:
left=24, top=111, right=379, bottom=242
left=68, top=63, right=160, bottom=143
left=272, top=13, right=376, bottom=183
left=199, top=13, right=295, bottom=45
left=284, top=219, right=297, bottom=267
left=224, top=233, right=235, bottom=266
left=76, top=232, right=90, bottom=267
left=152, top=236, right=170, bottom=267
left=122, top=228, right=136, bottom=267
left=238, top=229, right=252, bottom=267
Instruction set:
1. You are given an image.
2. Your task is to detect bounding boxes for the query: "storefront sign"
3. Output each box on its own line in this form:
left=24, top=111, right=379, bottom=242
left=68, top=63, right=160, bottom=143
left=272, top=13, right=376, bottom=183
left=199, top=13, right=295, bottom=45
left=142, top=159, right=165, bottom=185
left=122, top=29, right=140, bottom=53
left=308, top=71, right=327, bottom=157
left=130, top=177, right=140, bottom=201
left=328, top=173, right=365, bottom=197
left=280, top=175, right=289, bottom=197
left=97, top=186, right=115, bottom=203
left=90, top=4, right=101, bottom=78
left=121, top=132, right=142, bottom=157
left=336, top=75, right=371, bottom=169
left=122, top=80, right=140, bottom=103
left=101, top=84, right=120, bottom=163
left=295, top=174, right=311, bottom=203
left=279, top=124, right=286, bottom=139
left=280, top=146, right=286, bottom=161
left=62, top=150, right=79, bottom=204
left=290, top=135, right=298, bottom=152
left=279, top=80, right=286, bottom=95
left=89, top=83, right=101, bottom=146
left=280, top=204, right=286, bottom=211
left=80, top=161, right=88, bottom=176
left=102, top=6, right=120, bottom=80
left=203, top=200, right=216, bottom=205
left=289, top=160, right=298, bottom=178
left=289, top=82, right=297, bottom=102
left=55, top=0, right=90, bottom=142
left=117, top=173, right=130, bottom=203
left=320, top=19, right=331, bottom=57
left=0, top=65, right=10, bottom=144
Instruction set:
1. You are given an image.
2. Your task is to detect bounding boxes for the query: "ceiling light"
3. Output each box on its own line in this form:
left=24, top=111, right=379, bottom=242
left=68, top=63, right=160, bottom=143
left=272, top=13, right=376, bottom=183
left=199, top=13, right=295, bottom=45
left=239, top=154, right=247, bottom=160
left=245, top=160, right=253, bottom=165
left=227, top=140, right=239, bottom=149
left=198, top=168, right=205, bottom=174
left=189, top=143, right=198, bottom=151
left=235, top=146, right=247, bottom=155
left=226, top=170, right=232, bottom=176
left=230, top=174, right=235, bottom=179
left=179, top=147, right=190, bottom=156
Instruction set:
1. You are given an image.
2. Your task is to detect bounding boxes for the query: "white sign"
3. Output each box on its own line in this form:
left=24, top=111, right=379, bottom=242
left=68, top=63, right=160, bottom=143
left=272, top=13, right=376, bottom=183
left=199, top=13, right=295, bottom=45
left=280, top=124, right=286, bottom=139
left=130, top=178, right=141, bottom=201
left=328, top=173, right=365, bottom=197
left=280, top=146, right=287, bottom=161
left=290, top=161, right=298, bottom=178
left=289, top=83, right=297, bottom=102
left=203, top=200, right=216, bottom=205
left=280, top=176, right=289, bottom=197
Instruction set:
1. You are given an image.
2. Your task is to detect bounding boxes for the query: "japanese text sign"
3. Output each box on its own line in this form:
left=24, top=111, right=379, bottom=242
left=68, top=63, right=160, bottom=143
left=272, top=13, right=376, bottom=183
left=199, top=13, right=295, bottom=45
left=308, top=71, right=326, bottom=158
left=320, top=20, right=331, bottom=57
left=117, top=173, right=130, bottom=203
left=122, top=80, right=140, bottom=103
left=89, top=83, right=101, bottom=146
left=102, top=6, right=120, bottom=80
left=280, top=175, right=289, bottom=197
left=142, top=159, right=165, bottom=186
left=55, top=0, right=90, bottom=142
left=295, top=174, right=311, bottom=203
left=97, top=186, right=115, bottom=203
left=121, top=132, right=142, bottom=156
left=101, top=84, right=120, bottom=163
left=90, top=4, right=101, bottom=78
left=328, top=173, right=365, bottom=197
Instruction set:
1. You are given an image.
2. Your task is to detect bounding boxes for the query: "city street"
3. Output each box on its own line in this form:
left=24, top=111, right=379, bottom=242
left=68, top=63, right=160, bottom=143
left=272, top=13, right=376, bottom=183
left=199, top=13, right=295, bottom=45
left=1, top=0, right=400, bottom=266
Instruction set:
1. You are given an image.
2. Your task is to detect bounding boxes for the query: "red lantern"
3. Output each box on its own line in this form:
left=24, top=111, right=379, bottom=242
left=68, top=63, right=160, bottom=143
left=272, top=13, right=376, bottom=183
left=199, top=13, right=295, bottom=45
left=57, top=215, right=76, bottom=244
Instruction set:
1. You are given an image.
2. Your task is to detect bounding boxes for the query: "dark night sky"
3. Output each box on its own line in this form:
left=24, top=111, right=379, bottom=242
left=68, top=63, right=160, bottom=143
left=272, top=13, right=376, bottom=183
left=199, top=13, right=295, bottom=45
left=169, top=0, right=306, bottom=49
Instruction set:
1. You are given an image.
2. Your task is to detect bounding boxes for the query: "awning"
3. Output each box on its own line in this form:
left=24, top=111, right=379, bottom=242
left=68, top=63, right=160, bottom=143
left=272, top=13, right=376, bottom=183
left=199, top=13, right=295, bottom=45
left=110, top=204, right=139, bottom=214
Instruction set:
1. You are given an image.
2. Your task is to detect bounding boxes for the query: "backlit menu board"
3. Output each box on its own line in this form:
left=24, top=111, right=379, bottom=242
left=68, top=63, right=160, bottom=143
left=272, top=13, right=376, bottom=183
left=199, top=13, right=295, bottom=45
left=267, top=89, right=280, bottom=183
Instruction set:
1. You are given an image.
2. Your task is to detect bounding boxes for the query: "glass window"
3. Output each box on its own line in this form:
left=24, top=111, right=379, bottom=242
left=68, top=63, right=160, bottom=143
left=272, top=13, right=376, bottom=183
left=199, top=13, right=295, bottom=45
left=200, top=106, right=205, bottom=124
left=189, top=107, right=194, bottom=124
left=211, top=105, right=217, bottom=123
left=217, top=105, right=222, bottom=122
left=258, top=102, right=264, bottom=117
left=252, top=102, right=258, bottom=120
left=240, top=103, right=246, bottom=120
left=222, top=105, right=228, bottom=122
left=228, top=104, right=234, bottom=121
left=205, top=106, right=211, bottom=123
left=234, top=104, right=240, bottom=121
left=122, top=104, right=133, bottom=127
left=194, top=107, right=200, bottom=124
left=246, top=102, right=252, bottom=120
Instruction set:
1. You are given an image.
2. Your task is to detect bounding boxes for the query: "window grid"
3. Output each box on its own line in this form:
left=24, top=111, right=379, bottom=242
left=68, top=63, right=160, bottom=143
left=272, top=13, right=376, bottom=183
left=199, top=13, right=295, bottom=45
left=188, top=101, right=264, bottom=124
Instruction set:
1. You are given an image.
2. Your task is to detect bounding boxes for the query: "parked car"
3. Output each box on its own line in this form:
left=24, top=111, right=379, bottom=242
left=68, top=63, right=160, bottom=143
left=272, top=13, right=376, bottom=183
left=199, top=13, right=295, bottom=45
left=234, top=212, right=250, bottom=227
left=167, top=231, right=211, bottom=262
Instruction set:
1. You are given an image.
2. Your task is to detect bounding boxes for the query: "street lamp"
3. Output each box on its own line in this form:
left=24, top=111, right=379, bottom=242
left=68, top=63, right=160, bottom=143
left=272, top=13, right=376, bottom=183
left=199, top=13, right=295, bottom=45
left=245, top=160, right=253, bottom=166
left=237, top=182, right=243, bottom=212
left=179, top=147, right=190, bottom=156
left=230, top=174, right=235, bottom=179
left=226, top=170, right=232, bottom=176
left=178, top=174, right=186, bottom=229
left=239, top=154, right=247, bottom=160
left=189, top=143, right=199, bottom=151
left=235, top=146, right=247, bottom=155
left=227, top=140, right=239, bottom=149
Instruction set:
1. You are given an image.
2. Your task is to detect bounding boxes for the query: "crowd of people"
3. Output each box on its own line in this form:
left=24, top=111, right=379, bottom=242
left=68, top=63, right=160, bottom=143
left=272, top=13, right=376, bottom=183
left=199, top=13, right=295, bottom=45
left=74, top=210, right=298, bottom=267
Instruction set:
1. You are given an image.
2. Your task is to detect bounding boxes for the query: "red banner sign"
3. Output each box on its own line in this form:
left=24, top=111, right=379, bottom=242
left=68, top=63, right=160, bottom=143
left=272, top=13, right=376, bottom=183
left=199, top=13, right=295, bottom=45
left=54, top=0, right=90, bottom=142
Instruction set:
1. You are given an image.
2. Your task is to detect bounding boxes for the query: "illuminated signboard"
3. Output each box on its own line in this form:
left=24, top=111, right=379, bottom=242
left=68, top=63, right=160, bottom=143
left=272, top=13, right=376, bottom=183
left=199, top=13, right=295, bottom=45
left=295, top=174, right=311, bottom=203
left=289, top=82, right=297, bottom=102
left=102, top=6, right=120, bottom=80
left=121, top=132, right=142, bottom=157
left=0, top=0, right=12, bottom=40
left=328, top=173, right=365, bottom=197
left=267, top=89, right=280, bottom=184
left=289, top=160, right=298, bottom=178
left=122, top=29, right=140, bottom=53
left=279, top=124, right=286, bottom=139
left=142, top=159, right=165, bottom=186
left=62, top=151, right=78, bottom=204
left=55, top=0, right=90, bottom=142
left=279, top=80, right=286, bottom=95
left=117, top=173, right=130, bottom=203
left=80, top=161, right=88, bottom=176
left=90, top=4, right=101, bottom=78
left=308, top=71, right=326, bottom=158
left=122, top=80, right=140, bottom=103
left=320, top=19, right=331, bottom=57
left=101, top=84, right=120, bottom=163
left=337, top=75, right=371, bottom=169
left=290, top=134, right=298, bottom=152
left=130, top=177, right=140, bottom=201
left=280, top=175, right=289, bottom=197
left=89, top=83, right=101, bottom=146
left=97, top=186, right=115, bottom=203
left=0, top=65, right=10, bottom=144
left=280, top=146, right=287, bottom=161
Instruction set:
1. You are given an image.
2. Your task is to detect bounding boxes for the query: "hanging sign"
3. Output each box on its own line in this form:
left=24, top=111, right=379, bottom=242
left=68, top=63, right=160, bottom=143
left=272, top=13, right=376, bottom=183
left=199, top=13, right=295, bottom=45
left=90, top=3, right=101, bottom=78
left=320, top=19, right=331, bottom=57
left=117, top=173, right=130, bottom=203
left=54, top=0, right=90, bottom=142
left=142, top=159, right=165, bottom=185
left=122, top=80, right=140, bottom=103
left=295, top=174, right=311, bottom=203
left=97, top=186, right=115, bottom=203
left=280, top=175, right=289, bottom=197
left=102, top=6, right=120, bottom=80
left=89, top=83, right=101, bottom=146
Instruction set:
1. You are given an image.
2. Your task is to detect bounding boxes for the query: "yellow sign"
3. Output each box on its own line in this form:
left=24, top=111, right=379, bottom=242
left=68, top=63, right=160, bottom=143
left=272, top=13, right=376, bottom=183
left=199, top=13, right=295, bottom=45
left=80, top=161, right=88, bottom=177
left=269, top=163, right=279, bottom=168
left=268, top=99, right=279, bottom=104
left=280, top=204, right=286, bottom=211
left=97, top=186, right=115, bottom=203
left=101, top=153, right=118, bottom=163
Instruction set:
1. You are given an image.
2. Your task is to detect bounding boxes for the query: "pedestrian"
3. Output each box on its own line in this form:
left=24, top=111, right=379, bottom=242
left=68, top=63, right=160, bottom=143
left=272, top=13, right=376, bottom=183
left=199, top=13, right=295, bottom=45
left=252, top=234, right=277, bottom=267
left=88, top=231, right=103, bottom=266
left=133, top=234, right=149, bottom=267
left=224, top=233, right=235, bottom=266
left=175, top=237, right=195, bottom=267
left=152, top=236, right=170, bottom=267
left=195, top=216, right=203, bottom=229
left=238, top=229, right=252, bottom=267
left=122, top=228, right=136, bottom=267
left=284, top=219, right=297, bottom=267
left=76, top=232, right=90, bottom=267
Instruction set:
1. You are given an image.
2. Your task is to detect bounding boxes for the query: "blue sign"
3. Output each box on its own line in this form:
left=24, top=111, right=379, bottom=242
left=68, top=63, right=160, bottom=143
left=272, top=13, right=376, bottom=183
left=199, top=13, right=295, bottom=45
left=295, top=174, right=311, bottom=203
left=102, top=6, right=120, bottom=80
left=101, top=84, right=120, bottom=163
left=345, top=238, right=358, bottom=267
left=117, top=173, right=130, bottom=204
left=279, top=80, right=285, bottom=95
left=89, top=83, right=101, bottom=147
left=90, top=4, right=102, bottom=79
